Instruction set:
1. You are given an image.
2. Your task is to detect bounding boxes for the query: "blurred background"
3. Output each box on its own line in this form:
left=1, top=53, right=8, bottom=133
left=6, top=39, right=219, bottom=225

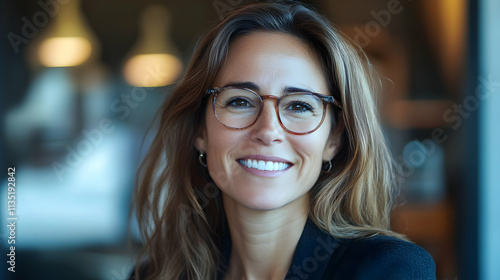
left=0, top=0, right=498, bottom=279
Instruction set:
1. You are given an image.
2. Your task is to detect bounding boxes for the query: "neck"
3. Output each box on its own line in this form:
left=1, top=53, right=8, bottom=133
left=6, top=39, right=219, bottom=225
left=223, top=194, right=309, bottom=280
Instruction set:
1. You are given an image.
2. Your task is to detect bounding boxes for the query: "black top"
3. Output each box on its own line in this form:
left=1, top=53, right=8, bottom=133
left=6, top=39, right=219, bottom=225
left=286, top=220, right=436, bottom=279
left=132, top=219, right=436, bottom=279
left=218, top=219, right=436, bottom=280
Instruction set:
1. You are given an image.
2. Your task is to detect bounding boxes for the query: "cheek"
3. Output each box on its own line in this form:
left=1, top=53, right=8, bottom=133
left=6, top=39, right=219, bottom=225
left=295, top=131, right=331, bottom=161
left=206, top=151, right=230, bottom=192
left=204, top=129, right=244, bottom=189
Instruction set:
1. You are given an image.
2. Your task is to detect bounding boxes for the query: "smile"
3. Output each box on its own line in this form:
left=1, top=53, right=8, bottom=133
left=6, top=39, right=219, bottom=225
left=238, top=159, right=291, bottom=171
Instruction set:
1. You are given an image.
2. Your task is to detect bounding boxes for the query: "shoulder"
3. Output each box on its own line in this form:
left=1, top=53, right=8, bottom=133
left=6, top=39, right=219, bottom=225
left=326, top=235, right=436, bottom=280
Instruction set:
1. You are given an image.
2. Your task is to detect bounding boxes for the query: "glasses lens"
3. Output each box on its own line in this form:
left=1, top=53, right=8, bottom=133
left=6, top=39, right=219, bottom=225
left=279, top=93, right=325, bottom=133
left=214, top=88, right=261, bottom=129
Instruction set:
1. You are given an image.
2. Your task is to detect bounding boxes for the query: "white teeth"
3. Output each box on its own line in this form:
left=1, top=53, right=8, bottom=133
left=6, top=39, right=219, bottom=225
left=265, top=161, right=273, bottom=171
left=240, top=159, right=290, bottom=171
left=258, top=160, right=266, bottom=170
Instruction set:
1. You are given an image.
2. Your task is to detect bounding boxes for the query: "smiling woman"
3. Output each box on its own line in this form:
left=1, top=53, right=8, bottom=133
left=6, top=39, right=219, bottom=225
left=132, top=1, right=436, bottom=280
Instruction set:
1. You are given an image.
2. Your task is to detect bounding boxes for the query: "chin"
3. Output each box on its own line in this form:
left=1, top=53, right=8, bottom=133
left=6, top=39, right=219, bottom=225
left=242, top=199, right=288, bottom=212
left=225, top=189, right=307, bottom=212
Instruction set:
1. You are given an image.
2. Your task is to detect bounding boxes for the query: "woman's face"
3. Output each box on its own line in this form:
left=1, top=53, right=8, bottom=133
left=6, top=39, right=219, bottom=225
left=195, top=31, right=341, bottom=211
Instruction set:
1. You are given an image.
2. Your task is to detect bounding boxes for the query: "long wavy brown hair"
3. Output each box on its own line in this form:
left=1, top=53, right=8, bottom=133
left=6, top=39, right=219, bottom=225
left=133, top=1, right=403, bottom=279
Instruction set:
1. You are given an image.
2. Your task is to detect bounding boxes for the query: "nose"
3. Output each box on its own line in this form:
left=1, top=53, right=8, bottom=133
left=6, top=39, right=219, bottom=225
left=250, top=99, right=285, bottom=145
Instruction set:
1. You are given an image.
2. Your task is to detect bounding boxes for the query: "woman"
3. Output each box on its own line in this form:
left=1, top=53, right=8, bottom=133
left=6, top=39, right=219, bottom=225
left=132, top=1, right=436, bottom=279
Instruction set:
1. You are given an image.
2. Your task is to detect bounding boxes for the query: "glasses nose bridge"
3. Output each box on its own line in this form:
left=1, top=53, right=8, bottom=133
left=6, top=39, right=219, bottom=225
left=254, top=94, right=282, bottom=126
left=258, top=94, right=282, bottom=116
left=259, top=94, right=281, bottom=108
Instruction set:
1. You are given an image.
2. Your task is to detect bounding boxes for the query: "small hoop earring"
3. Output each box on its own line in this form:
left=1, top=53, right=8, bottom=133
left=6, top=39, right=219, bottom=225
left=322, top=160, right=332, bottom=173
left=198, top=152, right=207, bottom=168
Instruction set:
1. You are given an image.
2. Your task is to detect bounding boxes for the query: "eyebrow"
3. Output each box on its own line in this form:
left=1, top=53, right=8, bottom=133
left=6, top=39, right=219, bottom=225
left=222, top=81, right=315, bottom=94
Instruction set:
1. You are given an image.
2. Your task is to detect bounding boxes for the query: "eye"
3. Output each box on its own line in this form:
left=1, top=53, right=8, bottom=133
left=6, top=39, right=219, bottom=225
left=285, top=101, right=313, bottom=112
left=226, top=97, right=254, bottom=108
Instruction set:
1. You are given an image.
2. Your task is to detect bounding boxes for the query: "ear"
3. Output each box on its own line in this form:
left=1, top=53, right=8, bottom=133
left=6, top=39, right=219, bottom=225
left=194, top=126, right=208, bottom=153
left=322, top=115, right=344, bottom=161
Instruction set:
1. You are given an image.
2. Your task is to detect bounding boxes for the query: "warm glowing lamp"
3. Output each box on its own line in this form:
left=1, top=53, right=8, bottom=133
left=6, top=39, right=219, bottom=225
left=39, top=37, right=92, bottom=67
left=36, top=0, right=98, bottom=67
left=123, top=6, right=183, bottom=87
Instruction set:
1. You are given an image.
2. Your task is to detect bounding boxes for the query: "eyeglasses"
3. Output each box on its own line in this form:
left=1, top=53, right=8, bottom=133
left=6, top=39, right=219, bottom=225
left=206, top=86, right=342, bottom=135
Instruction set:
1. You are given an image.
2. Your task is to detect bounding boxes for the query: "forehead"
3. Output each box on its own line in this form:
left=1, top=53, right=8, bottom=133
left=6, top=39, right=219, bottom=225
left=215, top=31, right=328, bottom=94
